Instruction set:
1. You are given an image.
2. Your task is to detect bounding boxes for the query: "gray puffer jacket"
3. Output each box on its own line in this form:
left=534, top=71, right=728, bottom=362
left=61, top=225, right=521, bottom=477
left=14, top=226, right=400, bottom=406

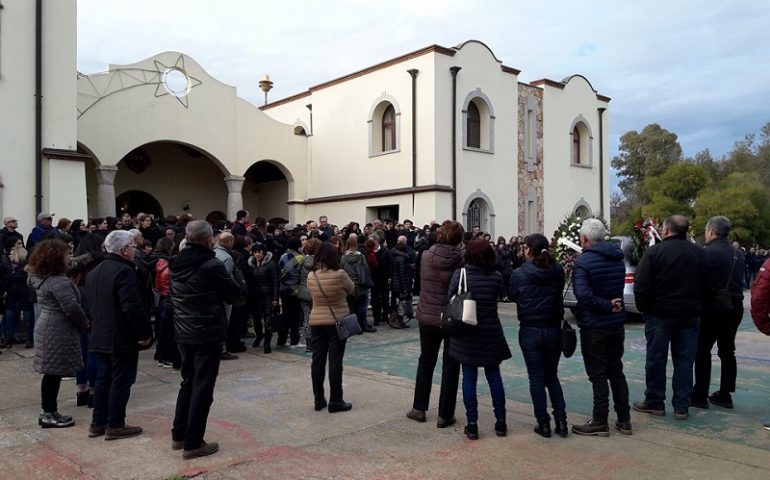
left=29, top=273, right=88, bottom=376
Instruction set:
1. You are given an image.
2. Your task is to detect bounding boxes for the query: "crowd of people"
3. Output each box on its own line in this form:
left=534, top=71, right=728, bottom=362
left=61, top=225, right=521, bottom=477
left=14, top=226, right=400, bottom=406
left=1, top=208, right=769, bottom=459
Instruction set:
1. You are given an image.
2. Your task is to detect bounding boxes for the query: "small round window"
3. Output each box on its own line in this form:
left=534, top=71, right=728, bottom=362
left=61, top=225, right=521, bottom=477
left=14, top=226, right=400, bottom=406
left=162, top=68, right=190, bottom=97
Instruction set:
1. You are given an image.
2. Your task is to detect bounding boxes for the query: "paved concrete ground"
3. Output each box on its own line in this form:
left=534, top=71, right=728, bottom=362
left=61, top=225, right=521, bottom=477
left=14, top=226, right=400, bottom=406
left=1, top=300, right=769, bottom=480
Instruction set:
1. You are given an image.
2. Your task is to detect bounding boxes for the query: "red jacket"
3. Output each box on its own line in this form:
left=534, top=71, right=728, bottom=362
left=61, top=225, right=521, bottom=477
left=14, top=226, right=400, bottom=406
left=155, top=257, right=170, bottom=297
left=750, top=258, right=770, bottom=335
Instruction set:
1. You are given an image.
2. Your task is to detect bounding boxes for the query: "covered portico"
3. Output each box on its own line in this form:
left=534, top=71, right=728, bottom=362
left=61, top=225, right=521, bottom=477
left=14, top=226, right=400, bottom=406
left=77, top=52, right=307, bottom=222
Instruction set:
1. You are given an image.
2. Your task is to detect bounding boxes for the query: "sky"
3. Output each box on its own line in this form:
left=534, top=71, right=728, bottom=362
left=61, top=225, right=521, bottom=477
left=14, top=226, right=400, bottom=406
left=77, top=0, right=770, bottom=183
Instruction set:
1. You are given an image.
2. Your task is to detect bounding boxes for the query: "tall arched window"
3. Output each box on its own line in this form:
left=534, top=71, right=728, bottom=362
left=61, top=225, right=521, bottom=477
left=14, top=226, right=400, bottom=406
left=368, top=97, right=401, bottom=156
left=467, top=102, right=481, bottom=149
left=570, top=119, right=592, bottom=166
left=382, top=104, right=395, bottom=152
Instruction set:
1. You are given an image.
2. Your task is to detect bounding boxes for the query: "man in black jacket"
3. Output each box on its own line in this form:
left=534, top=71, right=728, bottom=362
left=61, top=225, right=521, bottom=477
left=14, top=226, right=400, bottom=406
left=85, top=230, right=153, bottom=441
left=633, top=215, right=708, bottom=420
left=170, top=220, right=240, bottom=459
left=692, top=216, right=745, bottom=409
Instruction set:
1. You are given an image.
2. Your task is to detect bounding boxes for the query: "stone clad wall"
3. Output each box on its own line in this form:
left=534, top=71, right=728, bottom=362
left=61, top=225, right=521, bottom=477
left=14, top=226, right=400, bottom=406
left=517, top=84, right=544, bottom=235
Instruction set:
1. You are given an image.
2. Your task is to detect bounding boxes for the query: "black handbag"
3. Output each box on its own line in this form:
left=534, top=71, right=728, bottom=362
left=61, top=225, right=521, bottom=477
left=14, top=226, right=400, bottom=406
left=561, top=320, right=577, bottom=358
left=312, top=272, right=362, bottom=341
left=355, top=258, right=374, bottom=288
left=441, top=268, right=476, bottom=336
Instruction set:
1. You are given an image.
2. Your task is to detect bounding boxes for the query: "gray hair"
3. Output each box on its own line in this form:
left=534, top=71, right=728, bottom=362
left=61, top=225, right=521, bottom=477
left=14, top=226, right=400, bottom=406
left=185, top=220, right=213, bottom=246
left=104, top=230, right=134, bottom=254
left=579, top=218, right=606, bottom=242
left=129, top=228, right=142, bottom=240
left=706, top=216, right=731, bottom=238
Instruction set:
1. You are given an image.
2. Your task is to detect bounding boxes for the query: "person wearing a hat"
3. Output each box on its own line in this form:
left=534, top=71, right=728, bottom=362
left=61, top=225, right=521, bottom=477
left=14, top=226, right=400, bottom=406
left=27, top=213, right=55, bottom=253
left=1, top=217, right=25, bottom=256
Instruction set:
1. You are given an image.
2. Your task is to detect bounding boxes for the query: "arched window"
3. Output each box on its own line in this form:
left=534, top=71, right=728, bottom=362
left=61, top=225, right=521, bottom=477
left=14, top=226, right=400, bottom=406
left=570, top=120, right=592, bottom=166
left=382, top=104, right=395, bottom=151
left=467, top=102, right=481, bottom=149
left=368, top=97, right=401, bottom=156
left=575, top=205, right=590, bottom=219
left=462, top=90, right=495, bottom=152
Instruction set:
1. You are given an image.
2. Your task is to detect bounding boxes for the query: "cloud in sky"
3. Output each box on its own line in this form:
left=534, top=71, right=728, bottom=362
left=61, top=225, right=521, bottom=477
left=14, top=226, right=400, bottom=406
left=77, top=0, right=770, bottom=168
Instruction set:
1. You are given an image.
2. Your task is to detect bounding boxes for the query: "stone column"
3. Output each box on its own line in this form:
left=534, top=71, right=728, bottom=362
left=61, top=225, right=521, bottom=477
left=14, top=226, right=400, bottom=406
left=95, top=165, right=119, bottom=218
left=224, top=175, right=245, bottom=221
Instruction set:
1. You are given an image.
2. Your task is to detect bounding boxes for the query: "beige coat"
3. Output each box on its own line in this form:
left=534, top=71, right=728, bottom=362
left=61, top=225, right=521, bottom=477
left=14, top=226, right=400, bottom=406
left=307, top=269, right=355, bottom=326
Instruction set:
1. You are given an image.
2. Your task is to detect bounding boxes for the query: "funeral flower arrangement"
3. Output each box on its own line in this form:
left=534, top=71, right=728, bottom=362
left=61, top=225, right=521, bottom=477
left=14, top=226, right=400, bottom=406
left=550, top=214, right=610, bottom=277
left=630, top=217, right=662, bottom=264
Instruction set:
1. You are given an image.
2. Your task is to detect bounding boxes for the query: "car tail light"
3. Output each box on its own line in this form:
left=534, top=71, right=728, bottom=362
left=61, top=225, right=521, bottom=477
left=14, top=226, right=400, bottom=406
left=625, top=273, right=635, bottom=284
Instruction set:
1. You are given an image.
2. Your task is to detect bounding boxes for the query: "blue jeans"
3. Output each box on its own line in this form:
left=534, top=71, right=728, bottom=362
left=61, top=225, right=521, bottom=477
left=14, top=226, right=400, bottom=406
left=92, top=352, right=139, bottom=428
left=3, top=307, right=34, bottom=342
left=75, top=333, right=97, bottom=387
left=643, top=314, right=699, bottom=412
left=518, top=326, right=567, bottom=423
left=461, top=364, right=506, bottom=424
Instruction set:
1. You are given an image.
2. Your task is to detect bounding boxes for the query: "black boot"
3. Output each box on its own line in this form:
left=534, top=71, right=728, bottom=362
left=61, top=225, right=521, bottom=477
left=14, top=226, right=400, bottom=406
left=76, top=391, right=91, bottom=407
left=554, top=419, right=569, bottom=437
left=263, top=330, right=272, bottom=354
left=534, top=421, right=551, bottom=438
left=252, top=329, right=263, bottom=348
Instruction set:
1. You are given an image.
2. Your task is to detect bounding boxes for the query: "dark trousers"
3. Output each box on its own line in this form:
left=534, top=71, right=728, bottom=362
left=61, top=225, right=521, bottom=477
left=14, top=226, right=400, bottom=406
left=172, top=342, right=221, bottom=450
left=251, top=296, right=274, bottom=334
left=41, top=374, right=63, bottom=413
left=348, top=295, right=369, bottom=331
left=92, top=351, right=139, bottom=428
left=310, top=325, right=347, bottom=403
left=643, top=314, right=699, bottom=411
left=461, top=364, right=506, bottom=424
left=693, top=301, right=743, bottom=400
left=278, top=295, right=301, bottom=345
left=156, top=299, right=180, bottom=366
left=226, top=304, right=249, bottom=350
left=580, top=326, right=630, bottom=423
left=370, top=282, right=390, bottom=325
left=412, top=323, right=460, bottom=419
left=76, top=332, right=98, bottom=387
left=518, top=326, right=567, bottom=423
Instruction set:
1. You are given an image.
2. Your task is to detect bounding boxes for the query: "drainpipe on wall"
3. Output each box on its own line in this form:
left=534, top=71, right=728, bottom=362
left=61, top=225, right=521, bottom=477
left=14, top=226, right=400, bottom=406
left=597, top=107, right=606, bottom=221
left=407, top=68, right=418, bottom=216
left=34, top=0, right=43, bottom=215
left=450, top=66, right=461, bottom=220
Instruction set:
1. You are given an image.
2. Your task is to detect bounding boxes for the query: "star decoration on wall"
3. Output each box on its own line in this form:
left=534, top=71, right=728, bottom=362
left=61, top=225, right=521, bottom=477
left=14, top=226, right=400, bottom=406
left=153, top=54, right=203, bottom=108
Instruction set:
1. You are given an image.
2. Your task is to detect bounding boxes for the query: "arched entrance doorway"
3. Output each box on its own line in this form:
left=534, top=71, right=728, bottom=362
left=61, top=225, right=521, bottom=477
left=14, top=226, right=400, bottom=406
left=243, top=161, right=289, bottom=221
left=116, top=190, right=164, bottom=218
left=115, top=141, right=228, bottom=220
left=466, top=198, right=489, bottom=233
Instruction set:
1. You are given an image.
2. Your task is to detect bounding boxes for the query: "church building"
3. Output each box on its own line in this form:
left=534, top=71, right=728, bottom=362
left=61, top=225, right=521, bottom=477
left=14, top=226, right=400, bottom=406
left=0, top=0, right=611, bottom=238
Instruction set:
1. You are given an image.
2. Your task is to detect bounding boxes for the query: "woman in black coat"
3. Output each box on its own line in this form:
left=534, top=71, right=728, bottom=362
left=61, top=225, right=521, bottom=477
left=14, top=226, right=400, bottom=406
left=448, top=239, right=511, bottom=440
left=508, top=233, right=567, bottom=438
left=244, top=243, right=279, bottom=353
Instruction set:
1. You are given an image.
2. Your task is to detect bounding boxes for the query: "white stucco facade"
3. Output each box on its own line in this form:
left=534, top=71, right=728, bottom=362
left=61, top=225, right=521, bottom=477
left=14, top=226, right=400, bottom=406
left=0, top=0, right=82, bottom=233
left=0, top=0, right=611, bottom=239
left=534, top=76, right=611, bottom=234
